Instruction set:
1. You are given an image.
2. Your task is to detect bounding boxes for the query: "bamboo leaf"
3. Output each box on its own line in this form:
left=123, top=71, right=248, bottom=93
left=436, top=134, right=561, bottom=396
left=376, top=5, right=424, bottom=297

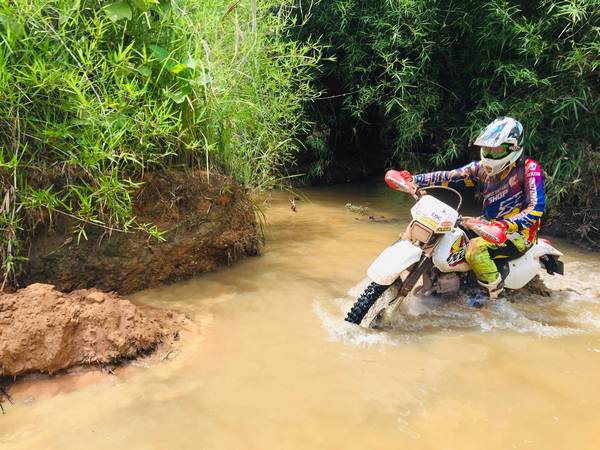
left=164, top=88, right=188, bottom=104
left=104, top=2, right=132, bottom=22
left=169, top=63, right=188, bottom=74
left=137, top=64, right=152, bottom=77
left=129, top=0, right=153, bottom=12
left=148, top=44, right=169, bottom=61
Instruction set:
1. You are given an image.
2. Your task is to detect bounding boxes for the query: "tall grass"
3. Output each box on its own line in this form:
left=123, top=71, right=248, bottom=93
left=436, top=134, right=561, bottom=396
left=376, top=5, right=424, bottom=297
left=0, top=0, right=319, bottom=286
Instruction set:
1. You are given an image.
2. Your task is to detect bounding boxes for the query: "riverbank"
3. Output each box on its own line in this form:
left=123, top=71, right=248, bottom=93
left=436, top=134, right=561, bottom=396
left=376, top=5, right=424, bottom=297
left=0, top=170, right=259, bottom=401
left=0, top=283, right=192, bottom=378
left=0, top=283, right=194, bottom=414
left=20, top=170, right=260, bottom=293
left=543, top=206, right=600, bottom=251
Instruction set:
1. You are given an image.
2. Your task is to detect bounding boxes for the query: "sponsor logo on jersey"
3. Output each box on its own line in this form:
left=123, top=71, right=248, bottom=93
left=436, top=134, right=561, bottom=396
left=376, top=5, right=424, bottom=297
left=486, top=187, right=509, bottom=204
left=495, top=191, right=523, bottom=217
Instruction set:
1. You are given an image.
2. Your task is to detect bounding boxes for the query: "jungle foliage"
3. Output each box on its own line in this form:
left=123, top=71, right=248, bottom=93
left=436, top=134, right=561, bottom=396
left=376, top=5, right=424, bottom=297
left=1, top=0, right=598, bottom=284
left=298, top=0, right=599, bottom=210
left=0, top=0, right=319, bottom=286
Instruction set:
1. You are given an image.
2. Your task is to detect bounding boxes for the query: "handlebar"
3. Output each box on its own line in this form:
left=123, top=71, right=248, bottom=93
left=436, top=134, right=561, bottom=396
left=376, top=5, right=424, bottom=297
left=385, top=171, right=507, bottom=245
left=384, top=170, right=463, bottom=211
left=415, top=187, right=506, bottom=245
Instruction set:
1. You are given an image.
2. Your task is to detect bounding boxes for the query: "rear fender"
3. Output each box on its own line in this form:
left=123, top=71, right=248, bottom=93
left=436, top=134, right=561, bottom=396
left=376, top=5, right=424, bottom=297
left=367, top=240, right=423, bottom=286
left=536, top=239, right=563, bottom=257
left=503, top=240, right=563, bottom=290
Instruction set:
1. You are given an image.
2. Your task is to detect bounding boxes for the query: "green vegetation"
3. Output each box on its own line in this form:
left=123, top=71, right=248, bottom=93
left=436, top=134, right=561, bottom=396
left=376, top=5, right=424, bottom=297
left=0, top=0, right=319, bottom=286
left=1, top=0, right=599, bottom=284
left=345, top=202, right=369, bottom=215
left=297, top=0, right=599, bottom=209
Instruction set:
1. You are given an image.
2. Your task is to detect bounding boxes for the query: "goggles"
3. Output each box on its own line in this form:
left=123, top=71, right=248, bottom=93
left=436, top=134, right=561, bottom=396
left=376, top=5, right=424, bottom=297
left=481, top=143, right=510, bottom=160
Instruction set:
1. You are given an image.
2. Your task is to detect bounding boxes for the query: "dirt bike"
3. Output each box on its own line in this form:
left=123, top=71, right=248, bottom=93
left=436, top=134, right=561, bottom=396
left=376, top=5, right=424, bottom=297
left=344, top=170, right=564, bottom=327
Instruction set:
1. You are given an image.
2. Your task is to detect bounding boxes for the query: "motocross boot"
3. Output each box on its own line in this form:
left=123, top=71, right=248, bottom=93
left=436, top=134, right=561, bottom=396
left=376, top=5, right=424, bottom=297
left=466, top=275, right=503, bottom=308
left=478, top=275, right=504, bottom=299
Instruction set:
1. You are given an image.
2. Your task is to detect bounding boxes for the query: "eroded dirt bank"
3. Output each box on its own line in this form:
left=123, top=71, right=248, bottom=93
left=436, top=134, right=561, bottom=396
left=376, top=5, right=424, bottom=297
left=543, top=207, right=600, bottom=251
left=0, top=284, right=191, bottom=378
left=21, top=170, right=260, bottom=294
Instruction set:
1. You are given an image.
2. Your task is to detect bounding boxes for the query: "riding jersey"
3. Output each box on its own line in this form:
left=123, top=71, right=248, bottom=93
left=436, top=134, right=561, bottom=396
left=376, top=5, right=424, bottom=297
left=413, top=158, right=545, bottom=243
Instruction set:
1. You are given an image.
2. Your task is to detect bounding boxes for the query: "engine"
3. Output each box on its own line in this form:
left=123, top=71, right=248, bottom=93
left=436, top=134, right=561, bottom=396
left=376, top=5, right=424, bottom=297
left=432, top=273, right=461, bottom=295
left=416, top=270, right=462, bottom=297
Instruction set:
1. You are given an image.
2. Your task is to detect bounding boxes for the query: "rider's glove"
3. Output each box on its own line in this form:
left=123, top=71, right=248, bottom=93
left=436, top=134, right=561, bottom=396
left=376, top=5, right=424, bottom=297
left=398, top=170, right=413, bottom=183
left=384, top=169, right=418, bottom=198
left=490, top=220, right=508, bottom=231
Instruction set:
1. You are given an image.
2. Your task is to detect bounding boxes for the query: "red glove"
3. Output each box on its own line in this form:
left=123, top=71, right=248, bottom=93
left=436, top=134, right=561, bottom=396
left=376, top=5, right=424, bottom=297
left=490, top=220, right=508, bottom=232
left=464, top=218, right=507, bottom=245
left=385, top=170, right=417, bottom=198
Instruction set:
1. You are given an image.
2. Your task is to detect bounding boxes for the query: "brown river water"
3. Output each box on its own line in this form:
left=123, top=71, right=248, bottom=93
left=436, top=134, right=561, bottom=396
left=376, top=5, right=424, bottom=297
left=2, top=183, right=600, bottom=449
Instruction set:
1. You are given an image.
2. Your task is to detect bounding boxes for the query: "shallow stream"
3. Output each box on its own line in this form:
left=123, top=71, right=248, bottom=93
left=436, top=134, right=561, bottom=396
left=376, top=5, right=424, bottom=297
left=2, top=183, right=600, bottom=449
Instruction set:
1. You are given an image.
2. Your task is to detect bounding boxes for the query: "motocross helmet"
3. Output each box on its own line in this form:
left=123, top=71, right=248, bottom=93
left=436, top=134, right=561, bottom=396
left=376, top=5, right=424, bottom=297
left=474, top=116, right=524, bottom=176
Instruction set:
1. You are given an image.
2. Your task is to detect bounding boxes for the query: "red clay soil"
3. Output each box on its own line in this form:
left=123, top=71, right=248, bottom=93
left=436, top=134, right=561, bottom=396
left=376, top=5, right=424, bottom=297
left=20, top=170, right=260, bottom=294
left=0, top=284, right=191, bottom=377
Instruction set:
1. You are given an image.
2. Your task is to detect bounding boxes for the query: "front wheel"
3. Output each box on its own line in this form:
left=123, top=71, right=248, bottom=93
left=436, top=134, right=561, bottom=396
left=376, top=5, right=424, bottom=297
left=345, top=256, right=432, bottom=326
left=345, top=282, right=389, bottom=325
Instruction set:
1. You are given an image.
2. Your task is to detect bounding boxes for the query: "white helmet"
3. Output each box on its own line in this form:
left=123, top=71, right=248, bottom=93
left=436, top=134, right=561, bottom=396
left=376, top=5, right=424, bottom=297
left=474, top=116, right=524, bottom=176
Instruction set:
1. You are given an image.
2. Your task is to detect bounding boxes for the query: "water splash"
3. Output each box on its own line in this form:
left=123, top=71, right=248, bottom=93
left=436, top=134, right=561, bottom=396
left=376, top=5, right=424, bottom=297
left=312, top=297, right=405, bottom=348
left=318, top=261, right=600, bottom=342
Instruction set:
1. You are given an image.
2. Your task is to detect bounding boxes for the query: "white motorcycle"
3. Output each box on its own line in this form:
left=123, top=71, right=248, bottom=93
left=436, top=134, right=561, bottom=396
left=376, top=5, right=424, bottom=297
left=344, top=171, right=564, bottom=326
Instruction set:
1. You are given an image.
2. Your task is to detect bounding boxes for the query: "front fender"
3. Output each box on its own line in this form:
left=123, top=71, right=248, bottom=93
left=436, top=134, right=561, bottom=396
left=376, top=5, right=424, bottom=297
left=367, top=240, right=423, bottom=286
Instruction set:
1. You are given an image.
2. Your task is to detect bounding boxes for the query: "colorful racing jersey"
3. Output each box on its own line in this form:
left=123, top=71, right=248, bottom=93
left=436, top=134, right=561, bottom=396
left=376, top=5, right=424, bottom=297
left=413, top=158, right=545, bottom=242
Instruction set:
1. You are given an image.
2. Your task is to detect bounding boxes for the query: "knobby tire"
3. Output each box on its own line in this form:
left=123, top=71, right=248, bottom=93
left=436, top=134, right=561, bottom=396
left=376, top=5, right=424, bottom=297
left=345, top=256, right=433, bottom=326
left=345, top=282, right=388, bottom=325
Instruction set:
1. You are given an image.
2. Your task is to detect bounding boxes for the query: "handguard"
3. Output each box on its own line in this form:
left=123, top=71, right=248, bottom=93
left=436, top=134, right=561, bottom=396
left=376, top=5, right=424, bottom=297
left=468, top=220, right=508, bottom=245
left=385, top=170, right=416, bottom=196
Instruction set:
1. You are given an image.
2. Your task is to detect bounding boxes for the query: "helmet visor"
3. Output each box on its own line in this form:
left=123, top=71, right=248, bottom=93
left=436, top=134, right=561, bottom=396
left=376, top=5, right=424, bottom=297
left=481, top=144, right=510, bottom=160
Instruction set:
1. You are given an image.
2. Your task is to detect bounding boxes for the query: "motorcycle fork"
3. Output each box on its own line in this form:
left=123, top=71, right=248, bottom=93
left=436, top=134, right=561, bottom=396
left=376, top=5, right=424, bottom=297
left=385, top=255, right=434, bottom=318
left=399, top=255, right=434, bottom=297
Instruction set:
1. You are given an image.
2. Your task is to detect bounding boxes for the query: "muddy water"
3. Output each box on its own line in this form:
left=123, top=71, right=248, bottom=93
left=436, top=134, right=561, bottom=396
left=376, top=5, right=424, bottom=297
left=2, top=183, right=600, bottom=450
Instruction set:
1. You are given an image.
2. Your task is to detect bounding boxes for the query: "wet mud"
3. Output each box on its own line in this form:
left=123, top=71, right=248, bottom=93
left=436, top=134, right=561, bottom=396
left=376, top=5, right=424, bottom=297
left=0, top=283, right=191, bottom=378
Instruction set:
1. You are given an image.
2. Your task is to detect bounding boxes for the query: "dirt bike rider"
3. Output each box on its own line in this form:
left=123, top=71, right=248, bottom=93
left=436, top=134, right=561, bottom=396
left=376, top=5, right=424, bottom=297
left=395, top=117, right=545, bottom=303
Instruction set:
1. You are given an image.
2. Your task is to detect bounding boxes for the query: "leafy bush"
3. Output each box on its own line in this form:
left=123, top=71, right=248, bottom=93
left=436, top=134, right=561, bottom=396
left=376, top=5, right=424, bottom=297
left=298, top=0, right=599, bottom=207
left=295, top=0, right=442, bottom=178
left=448, top=0, right=600, bottom=207
left=0, top=0, right=319, bottom=286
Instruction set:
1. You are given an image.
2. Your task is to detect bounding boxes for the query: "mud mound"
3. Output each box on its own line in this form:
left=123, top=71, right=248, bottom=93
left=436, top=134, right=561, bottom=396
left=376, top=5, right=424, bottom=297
left=0, top=284, right=190, bottom=377
left=21, top=170, right=259, bottom=294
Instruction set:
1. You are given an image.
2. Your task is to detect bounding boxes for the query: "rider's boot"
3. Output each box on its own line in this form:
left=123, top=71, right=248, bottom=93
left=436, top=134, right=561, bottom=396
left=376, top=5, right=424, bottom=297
left=478, top=274, right=504, bottom=299
left=466, top=275, right=503, bottom=308
left=465, top=288, right=487, bottom=308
